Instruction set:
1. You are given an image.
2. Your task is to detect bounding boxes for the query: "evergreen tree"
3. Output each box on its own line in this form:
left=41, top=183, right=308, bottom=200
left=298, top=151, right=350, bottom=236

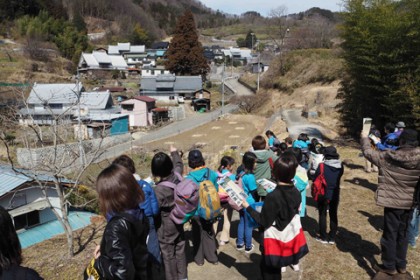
left=338, top=0, right=420, bottom=134
left=129, top=23, right=151, bottom=46
left=165, top=10, right=209, bottom=77
left=72, top=12, right=86, bottom=33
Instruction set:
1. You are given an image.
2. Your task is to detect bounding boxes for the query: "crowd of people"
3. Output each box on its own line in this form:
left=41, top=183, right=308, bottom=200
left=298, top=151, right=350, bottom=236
left=0, top=123, right=418, bottom=280
left=84, top=131, right=348, bottom=280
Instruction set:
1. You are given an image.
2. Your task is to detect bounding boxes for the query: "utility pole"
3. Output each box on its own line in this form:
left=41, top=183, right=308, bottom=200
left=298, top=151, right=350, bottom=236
left=257, top=54, right=260, bottom=92
left=76, top=69, right=85, bottom=166
left=221, top=57, right=225, bottom=115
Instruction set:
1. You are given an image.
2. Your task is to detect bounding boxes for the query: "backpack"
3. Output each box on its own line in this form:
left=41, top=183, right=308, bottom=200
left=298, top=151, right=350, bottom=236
left=197, top=169, right=222, bottom=221
left=158, top=172, right=199, bottom=224
left=311, top=163, right=327, bottom=201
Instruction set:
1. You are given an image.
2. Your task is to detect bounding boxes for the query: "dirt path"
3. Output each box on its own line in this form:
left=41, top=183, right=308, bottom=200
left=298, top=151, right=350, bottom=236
left=282, top=109, right=325, bottom=140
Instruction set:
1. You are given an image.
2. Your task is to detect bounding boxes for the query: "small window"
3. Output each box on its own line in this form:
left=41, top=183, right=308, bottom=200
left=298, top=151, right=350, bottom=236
left=121, top=104, right=134, bottom=111
left=14, top=210, right=40, bottom=230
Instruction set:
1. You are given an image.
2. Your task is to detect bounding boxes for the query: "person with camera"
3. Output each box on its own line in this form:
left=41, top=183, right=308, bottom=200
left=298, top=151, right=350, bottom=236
left=361, top=128, right=420, bottom=279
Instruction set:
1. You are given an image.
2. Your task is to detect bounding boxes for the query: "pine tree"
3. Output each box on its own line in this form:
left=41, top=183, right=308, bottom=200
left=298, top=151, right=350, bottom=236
left=165, top=10, right=209, bottom=77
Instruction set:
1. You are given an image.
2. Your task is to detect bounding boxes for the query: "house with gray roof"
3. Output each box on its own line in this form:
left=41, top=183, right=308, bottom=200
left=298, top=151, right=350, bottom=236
left=139, top=74, right=203, bottom=101
left=78, top=51, right=128, bottom=70
left=19, top=83, right=116, bottom=126
left=108, top=43, right=147, bottom=66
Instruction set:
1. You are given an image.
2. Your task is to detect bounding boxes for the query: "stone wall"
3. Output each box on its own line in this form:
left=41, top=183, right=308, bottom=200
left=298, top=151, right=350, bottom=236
left=17, top=133, right=132, bottom=170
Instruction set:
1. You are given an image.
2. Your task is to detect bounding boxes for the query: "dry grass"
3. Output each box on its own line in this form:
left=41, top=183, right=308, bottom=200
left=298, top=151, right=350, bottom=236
left=22, top=219, right=106, bottom=279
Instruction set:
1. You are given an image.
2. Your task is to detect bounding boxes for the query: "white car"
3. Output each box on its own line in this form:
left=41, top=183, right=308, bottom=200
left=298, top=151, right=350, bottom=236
left=177, top=96, right=185, bottom=104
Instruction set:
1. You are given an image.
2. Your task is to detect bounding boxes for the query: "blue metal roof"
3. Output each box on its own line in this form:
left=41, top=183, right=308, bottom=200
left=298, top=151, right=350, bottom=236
left=0, top=165, right=73, bottom=197
left=0, top=172, right=29, bottom=197
left=19, top=211, right=97, bottom=249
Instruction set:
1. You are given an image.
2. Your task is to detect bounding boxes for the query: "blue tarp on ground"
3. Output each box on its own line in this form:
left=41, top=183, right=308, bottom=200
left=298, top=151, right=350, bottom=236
left=18, top=211, right=97, bottom=249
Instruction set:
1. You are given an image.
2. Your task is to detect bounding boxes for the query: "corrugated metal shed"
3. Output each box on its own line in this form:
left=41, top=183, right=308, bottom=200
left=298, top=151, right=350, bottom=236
left=18, top=211, right=97, bottom=248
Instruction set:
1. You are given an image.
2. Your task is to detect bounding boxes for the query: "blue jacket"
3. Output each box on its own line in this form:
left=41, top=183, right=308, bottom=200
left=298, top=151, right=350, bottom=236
left=138, top=179, right=159, bottom=218
left=293, top=140, right=310, bottom=149
left=242, top=173, right=257, bottom=204
left=186, top=168, right=219, bottom=190
left=376, top=133, right=399, bottom=151
left=294, top=165, right=308, bottom=217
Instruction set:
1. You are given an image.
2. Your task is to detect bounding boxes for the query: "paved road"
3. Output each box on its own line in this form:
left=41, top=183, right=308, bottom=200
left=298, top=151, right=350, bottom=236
left=282, top=109, right=324, bottom=140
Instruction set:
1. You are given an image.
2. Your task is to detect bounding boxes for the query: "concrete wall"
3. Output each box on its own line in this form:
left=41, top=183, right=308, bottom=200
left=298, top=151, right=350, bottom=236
left=16, top=133, right=131, bottom=169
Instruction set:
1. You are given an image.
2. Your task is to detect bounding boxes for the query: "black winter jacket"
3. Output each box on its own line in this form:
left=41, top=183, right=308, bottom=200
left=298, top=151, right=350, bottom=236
left=0, top=265, right=43, bottom=280
left=94, top=210, right=149, bottom=280
left=246, top=184, right=301, bottom=231
left=314, top=159, right=344, bottom=201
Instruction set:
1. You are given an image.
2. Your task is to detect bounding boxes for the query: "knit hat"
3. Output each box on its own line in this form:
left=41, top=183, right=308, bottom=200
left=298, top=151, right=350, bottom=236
left=188, top=149, right=203, bottom=162
left=396, top=121, right=406, bottom=128
left=323, top=146, right=339, bottom=159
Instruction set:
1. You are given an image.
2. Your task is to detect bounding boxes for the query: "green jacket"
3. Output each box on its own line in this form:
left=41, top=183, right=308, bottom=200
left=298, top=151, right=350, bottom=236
left=253, top=149, right=278, bottom=197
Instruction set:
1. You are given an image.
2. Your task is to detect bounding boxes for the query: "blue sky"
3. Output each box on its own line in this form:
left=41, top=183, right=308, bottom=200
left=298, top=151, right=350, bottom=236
left=199, top=0, right=344, bottom=16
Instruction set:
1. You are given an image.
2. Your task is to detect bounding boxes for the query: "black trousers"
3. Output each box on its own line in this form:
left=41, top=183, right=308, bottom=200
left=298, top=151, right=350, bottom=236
left=191, top=216, right=218, bottom=264
left=381, top=207, right=413, bottom=270
left=260, top=257, right=281, bottom=280
left=317, top=197, right=339, bottom=241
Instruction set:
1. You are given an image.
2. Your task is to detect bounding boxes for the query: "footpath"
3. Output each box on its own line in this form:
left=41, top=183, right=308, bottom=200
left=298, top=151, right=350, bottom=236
left=186, top=192, right=316, bottom=280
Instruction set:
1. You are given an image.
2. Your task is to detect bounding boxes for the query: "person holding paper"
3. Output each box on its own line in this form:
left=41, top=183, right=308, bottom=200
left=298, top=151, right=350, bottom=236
left=216, top=156, right=236, bottom=246
left=236, top=152, right=258, bottom=253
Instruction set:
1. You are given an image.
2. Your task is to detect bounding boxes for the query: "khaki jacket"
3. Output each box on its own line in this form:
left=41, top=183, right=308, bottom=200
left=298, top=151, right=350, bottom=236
left=361, top=137, right=420, bottom=209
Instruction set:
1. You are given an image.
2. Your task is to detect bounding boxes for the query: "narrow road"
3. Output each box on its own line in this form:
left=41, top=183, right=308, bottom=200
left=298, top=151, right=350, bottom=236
left=282, top=109, right=324, bottom=140
left=133, top=104, right=237, bottom=145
